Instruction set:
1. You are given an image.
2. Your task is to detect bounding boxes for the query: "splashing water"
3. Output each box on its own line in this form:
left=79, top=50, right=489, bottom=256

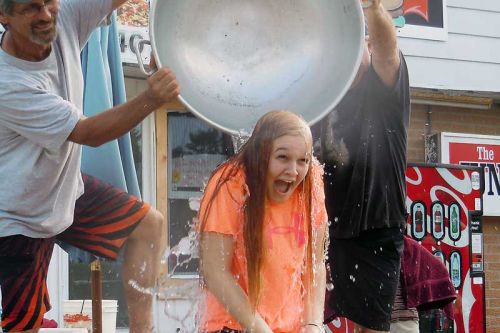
left=168, top=230, right=199, bottom=260
left=231, top=130, right=251, bottom=153
left=136, top=131, right=331, bottom=331
left=121, top=196, right=204, bottom=332
left=140, top=262, right=147, bottom=274
left=127, top=279, right=156, bottom=296
left=159, top=280, right=200, bottom=332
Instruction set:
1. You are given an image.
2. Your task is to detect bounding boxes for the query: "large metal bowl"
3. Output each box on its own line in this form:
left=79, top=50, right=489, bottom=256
left=149, top=0, right=365, bottom=135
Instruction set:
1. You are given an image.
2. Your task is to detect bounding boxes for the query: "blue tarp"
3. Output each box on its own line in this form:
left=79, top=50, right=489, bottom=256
left=81, top=13, right=141, bottom=198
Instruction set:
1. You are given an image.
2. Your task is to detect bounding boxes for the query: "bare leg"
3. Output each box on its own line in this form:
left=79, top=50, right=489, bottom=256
left=122, top=208, right=166, bottom=333
left=354, top=323, right=389, bottom=333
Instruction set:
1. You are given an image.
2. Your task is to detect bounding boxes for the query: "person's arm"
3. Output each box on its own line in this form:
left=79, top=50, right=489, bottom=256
left=363, top=0, right=401, bottom=87
left=300, top=223, right=327, bottom=333
left=67, top=67, right=179, bottom=147
left=200, top=232, right=273, bottom=333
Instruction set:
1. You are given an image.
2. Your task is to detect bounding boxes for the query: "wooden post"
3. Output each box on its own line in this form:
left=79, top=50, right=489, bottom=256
left=155, top=109, right=168, bottom=221
left=154, top=103, right=201, bottom=299
left=91, top=259, right=102, bottom=333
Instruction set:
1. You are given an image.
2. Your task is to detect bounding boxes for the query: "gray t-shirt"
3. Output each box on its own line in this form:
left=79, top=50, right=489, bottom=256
left=0, top=0, right=112, bottom=238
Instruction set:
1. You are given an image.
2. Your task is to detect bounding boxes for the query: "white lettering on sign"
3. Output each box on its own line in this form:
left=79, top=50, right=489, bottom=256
left=461, top=162, right=500, bottom=196
left=440, top=132, right=500, bottom=216
left=476, top=147, right=495, bottom=161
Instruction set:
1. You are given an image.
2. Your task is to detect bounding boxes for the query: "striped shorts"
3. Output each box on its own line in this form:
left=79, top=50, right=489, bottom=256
left=0, top=173, right=150, bottom=332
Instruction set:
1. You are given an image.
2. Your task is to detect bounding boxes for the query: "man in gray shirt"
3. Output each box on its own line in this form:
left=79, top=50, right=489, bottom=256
left=0, top=0, right=179, bottom=332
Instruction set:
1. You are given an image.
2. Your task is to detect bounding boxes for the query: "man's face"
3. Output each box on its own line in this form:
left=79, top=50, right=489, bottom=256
left=1, top=0, right=59, bottom=46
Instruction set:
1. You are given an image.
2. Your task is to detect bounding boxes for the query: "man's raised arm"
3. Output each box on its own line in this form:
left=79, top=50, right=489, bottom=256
left=363, top=0, right=401, bottom=87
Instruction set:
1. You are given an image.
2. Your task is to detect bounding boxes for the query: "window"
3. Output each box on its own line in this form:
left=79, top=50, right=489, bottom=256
left=166, top=113, right=234, bottom=277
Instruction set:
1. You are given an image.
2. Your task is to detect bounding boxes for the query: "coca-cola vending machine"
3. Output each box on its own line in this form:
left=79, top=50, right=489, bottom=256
left=326, top=163, right=486, bottom=333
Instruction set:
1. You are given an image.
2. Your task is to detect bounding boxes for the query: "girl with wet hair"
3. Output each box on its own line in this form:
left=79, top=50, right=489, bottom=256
left=198, top=110, right=328, bottom=333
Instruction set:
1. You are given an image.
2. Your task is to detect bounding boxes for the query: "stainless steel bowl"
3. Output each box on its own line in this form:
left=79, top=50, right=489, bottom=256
left=148, top=0, right=365, bottom=135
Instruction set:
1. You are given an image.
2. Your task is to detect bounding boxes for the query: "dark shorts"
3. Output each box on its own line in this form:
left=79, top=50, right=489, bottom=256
left=207, top=328, right=243, bottom=333
left=0, top=173, right=149, bottom=332
left=325, top=227, right=404, bottom=331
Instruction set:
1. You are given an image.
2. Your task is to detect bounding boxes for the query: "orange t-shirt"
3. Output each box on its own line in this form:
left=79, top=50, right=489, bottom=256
left=199, top=161, right=327, bottom=333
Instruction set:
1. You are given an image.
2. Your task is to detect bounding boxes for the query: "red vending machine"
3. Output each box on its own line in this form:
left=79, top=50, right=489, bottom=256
left=326, top=163, right=486, bottom=333
left=405, top=163, right=485, bottom=333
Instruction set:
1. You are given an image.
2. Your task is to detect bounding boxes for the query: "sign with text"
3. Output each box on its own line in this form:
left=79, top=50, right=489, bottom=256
left=433, top=132, right=500, bottom=216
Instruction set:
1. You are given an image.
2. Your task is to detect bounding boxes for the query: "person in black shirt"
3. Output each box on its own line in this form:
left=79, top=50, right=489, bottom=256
left=316, top=0, right=411, bottom=332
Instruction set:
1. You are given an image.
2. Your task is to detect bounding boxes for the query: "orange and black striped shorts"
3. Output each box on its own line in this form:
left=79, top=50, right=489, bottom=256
left=0, top=173, right=150, bottom=332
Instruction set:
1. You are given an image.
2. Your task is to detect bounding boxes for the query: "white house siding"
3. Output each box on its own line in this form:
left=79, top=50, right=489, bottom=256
left=398, top=0, right=500, bottom=92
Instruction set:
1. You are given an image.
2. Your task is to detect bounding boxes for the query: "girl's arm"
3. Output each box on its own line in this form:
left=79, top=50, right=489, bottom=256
left=301, top=223, right=328, bottom=333
left=200, top=232, right=273, bottom=333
